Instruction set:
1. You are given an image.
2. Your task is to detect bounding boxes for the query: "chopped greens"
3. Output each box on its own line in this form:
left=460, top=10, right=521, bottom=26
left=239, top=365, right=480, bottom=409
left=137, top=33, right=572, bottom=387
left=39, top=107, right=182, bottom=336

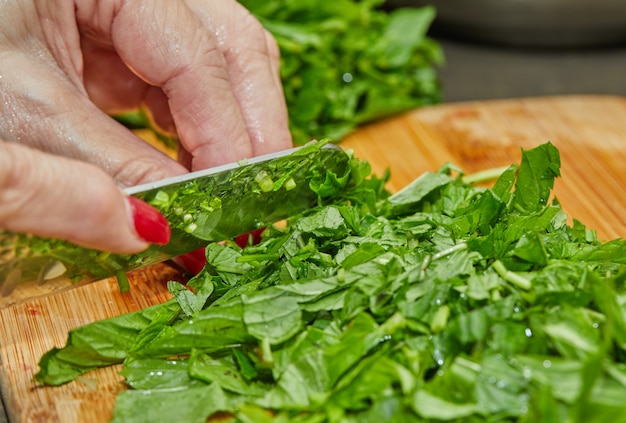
left=35, top=142, right=626, bottom=422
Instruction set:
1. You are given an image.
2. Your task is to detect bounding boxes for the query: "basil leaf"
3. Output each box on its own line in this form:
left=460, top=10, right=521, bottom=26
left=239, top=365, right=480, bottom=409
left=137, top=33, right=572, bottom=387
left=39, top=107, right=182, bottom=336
left=111, top=383, right=228, bottom=423
left=36, top=143, right=626, bottom=422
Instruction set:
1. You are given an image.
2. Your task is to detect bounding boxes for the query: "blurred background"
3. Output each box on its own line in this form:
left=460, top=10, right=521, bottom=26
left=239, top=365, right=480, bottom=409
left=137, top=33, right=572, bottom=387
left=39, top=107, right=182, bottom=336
left=392, top=0, right=626, bottom=102
left=238, top=0, right=626, bottom=144
left=435, top=37, right=626, bottom=102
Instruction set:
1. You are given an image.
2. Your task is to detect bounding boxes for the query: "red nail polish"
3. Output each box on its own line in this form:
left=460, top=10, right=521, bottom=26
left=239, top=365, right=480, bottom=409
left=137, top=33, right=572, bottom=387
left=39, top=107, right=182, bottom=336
left=126, top=196, right=171, bottom=245
left=172, top=247, right=207, bottom=275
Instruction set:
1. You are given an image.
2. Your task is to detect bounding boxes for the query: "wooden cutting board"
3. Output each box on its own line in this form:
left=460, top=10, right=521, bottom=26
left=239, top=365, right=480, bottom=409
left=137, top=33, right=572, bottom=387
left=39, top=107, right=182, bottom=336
left=1, top=95, right=625, bottom=422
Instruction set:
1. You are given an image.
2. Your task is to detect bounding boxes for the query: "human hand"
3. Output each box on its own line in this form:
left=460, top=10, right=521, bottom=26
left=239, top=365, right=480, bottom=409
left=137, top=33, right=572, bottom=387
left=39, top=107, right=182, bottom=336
left=0, top=0, right=292, bottom=188
left=0, top=142, right=170, bottom=254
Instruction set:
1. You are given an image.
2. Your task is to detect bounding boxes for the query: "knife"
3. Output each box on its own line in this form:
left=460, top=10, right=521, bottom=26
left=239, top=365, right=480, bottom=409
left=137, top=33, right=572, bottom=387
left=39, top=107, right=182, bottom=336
left=0, top=141, right=350, bottom=306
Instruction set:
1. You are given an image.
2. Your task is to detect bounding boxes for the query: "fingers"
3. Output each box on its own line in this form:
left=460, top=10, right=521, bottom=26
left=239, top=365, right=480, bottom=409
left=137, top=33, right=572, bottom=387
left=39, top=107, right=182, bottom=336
left=183, top=0, right=292, bottom=157
left=1, top=0, right=291, bottom=191
left=0, top=142, right=169, bottom=254
left=0, top=48, right=188, bottom=187
left=80, top=0, right=292, bottom=169
left=81, top=0, right=250, bottom=168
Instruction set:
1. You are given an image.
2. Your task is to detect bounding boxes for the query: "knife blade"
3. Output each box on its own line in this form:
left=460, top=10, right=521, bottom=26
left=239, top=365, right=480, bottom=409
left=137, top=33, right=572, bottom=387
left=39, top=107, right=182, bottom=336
left=0, top=141, right=350, bottom=306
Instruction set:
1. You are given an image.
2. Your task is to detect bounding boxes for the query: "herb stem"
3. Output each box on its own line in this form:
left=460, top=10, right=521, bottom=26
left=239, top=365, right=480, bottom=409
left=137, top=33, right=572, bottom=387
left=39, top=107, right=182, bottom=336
left=236, top=254, right=280, bottom=263
left=261, top=337, right=274, bottom=367
left=214, top=267, right=248, bottom=275
left=492, top=260, right=532, bottom=291
left=115, top=270, right=130, bottom=293
left=461, top=166, right=510, bottom=185
left=419, top=256, right=431, bottom=280
left=432, top=243, right=468, bottom=261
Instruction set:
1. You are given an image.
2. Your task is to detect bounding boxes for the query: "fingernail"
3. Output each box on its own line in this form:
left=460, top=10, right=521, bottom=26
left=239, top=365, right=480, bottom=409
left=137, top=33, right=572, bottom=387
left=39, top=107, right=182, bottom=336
left=172, top=247, right=207, bottom=275
left=126, top=196, right=171, bottom=245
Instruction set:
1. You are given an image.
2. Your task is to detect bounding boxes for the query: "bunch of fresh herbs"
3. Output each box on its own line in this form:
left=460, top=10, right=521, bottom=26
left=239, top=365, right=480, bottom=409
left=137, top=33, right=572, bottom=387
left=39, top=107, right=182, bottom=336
left=36, top=143, right=626, bottom=422
left=115, top=0, right=443, bottom=146
left=238, top=0, right=443, bottom=144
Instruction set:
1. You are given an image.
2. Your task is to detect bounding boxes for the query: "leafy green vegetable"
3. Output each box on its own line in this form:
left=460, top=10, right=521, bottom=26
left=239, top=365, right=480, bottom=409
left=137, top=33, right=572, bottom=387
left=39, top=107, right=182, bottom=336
left=111, top=383, right=229, bottom=423
left=239, top=0, right=443, bottom=144
left=111, top=1, right=442, bottom=147
left=36, top=142, right=626, bottom=422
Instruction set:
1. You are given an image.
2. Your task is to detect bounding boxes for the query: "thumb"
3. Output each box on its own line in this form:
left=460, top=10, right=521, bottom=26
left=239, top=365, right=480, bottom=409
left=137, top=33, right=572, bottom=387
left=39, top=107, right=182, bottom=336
left=0, top=142, right=170, bottom=253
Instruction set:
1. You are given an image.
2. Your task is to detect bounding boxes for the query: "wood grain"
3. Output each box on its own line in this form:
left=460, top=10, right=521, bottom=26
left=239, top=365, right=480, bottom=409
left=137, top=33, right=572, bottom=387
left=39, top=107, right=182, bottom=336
left=342, top=95, right=626, bottom=240
left=0, top=264, right=181, bottom=423
left=1, top=95, right=625, bottom=422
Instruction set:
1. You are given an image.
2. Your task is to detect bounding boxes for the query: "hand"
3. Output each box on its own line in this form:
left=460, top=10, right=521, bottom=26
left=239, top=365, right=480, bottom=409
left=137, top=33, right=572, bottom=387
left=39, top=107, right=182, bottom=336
left=0, top=0, right=292, bottom=188
left=0, top=0, right=292, bottom=255
left=0, top=141, right=170, bottom=254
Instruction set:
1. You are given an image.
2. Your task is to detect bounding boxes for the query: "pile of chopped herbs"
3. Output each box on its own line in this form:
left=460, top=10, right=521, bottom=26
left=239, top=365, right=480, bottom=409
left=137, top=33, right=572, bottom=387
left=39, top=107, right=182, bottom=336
left=116, top=0, right=443, bottom=146
left=36, top=143, right=626, bottom=423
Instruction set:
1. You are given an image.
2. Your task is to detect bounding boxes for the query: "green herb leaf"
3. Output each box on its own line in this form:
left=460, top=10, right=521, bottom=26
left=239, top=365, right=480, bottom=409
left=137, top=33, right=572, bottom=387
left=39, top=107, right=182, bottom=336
left=36, top=143, right=626, bottom=422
